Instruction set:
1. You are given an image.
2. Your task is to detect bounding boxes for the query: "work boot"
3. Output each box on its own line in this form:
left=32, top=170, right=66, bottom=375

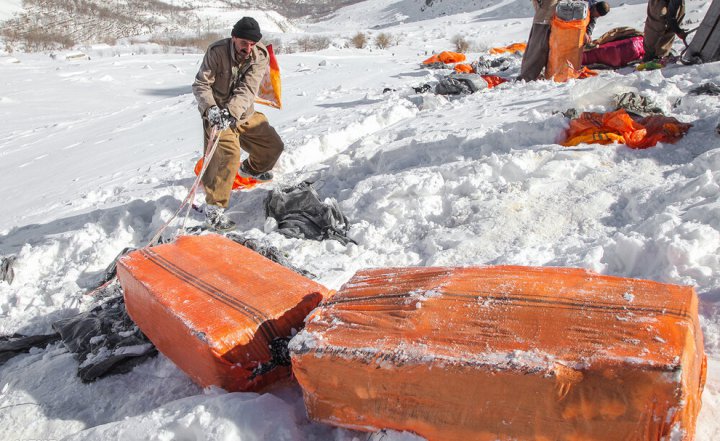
left=204, top=205, right=236, bottom=232
left=239, top=160, right=273, bottom=182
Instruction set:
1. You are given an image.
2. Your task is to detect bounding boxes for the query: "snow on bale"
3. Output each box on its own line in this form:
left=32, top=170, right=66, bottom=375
left=290, top=266, right=707, bottom=441
left=116, top=234, right=330, bottom=392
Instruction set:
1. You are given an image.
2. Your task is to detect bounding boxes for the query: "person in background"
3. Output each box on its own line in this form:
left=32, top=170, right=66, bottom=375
left=584, top=1, right=610, bottom=43
left=643, top=0, right=687, bottom=61
left=518, top=0, right=560, bottom=81
left=192, top=17, right=284, bottom=231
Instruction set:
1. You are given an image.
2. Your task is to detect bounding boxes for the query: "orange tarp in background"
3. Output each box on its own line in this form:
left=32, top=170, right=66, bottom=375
left=422, top=51, right=466, bottom=65
left=453, top=63, right=474, bottom=73
left=481, top=74, right=508, bottom=88
left=562, top=109, right=693, bottom=149
left=546, top=15, right=590, bottom=82
left=117, top=234, right=330, bottom=392
left=489, top=42, right=527, bottom=54
left=291, top=266, right=706, bottom=441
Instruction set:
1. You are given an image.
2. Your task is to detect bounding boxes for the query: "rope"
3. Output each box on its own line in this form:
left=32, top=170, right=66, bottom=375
left=147, top=126, right=222, bottom=247
left=86, top=125, right=224, bottom=296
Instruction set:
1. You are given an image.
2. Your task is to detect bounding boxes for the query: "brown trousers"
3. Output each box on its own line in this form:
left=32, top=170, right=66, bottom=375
left=518, top=23, right=552, bottom=81
left=643, top=0, right=685, bottom=60
left=201, top=111, right=284, bottom=207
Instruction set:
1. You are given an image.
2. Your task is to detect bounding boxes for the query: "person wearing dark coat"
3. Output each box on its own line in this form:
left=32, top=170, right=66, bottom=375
left=519, top=0, right=609, bottom=81
left=643, top=0, right=686, bottom=61
left=584, top=0, right=610, bottom=43
left=192, top=17, right=284, bottom=231
left=518, top=0, right=559, bottom=81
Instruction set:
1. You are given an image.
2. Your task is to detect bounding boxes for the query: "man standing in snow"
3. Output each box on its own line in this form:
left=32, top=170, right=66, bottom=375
left=584, top=1, right=610, bottom=43
left=518, top=0, right=560, bottom=81
left=519, top=0, right=609, bottom=81
left=642, top=0, right=686, bottom=62
left=192, top=17, right=284, bottom=231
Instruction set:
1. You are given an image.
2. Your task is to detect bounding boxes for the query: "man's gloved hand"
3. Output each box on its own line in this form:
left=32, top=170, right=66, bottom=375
left=206, top=106, right=236, bottom=130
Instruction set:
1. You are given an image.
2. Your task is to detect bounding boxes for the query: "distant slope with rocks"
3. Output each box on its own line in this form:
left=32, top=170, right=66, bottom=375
left=0, top=0, right=365, bottom=52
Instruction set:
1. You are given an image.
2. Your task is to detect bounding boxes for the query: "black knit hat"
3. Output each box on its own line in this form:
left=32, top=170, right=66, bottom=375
left=595, top=1, right=610, bottom=16
left=231, top=17, right=262, bottom=42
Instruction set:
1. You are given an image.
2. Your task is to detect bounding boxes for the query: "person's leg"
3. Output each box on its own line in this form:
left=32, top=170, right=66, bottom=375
left=518, top=23, right=551, bottom=81
left=237, top=112, right=284, bottom=174
left=201, top=121, right=242, bottom=207
left=655, top=0, right=686, bottom=58
left=643, top=0, right=672, bottom=61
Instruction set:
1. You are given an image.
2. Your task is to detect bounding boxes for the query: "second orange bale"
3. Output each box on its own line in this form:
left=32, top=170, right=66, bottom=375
left=290, top=266, right=706, bottom=441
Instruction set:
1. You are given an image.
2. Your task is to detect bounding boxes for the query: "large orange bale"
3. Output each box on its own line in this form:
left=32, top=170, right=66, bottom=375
left=546, top=14, right=590, bottom=82
left=117, top=234, right=329, bottom=392
left=290, top=266, right=706, bottom=441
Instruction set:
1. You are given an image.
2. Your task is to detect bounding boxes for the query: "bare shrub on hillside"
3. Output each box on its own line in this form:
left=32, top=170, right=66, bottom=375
left=296, top=36, right=330, bottom=52
left=2, top=0, right=193, bottom=52
left=452, top=35, right=470, bottom=53
left=149, top=32, right=224, bottom=52
left=6, top=27, right=76, bottom=51
left=350, top=32, right=367, bottom=49
left=375, top=32, right=392, bottom=49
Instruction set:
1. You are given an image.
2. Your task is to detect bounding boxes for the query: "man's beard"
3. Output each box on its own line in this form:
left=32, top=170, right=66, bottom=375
left=238, top=49, right=249, bottom=59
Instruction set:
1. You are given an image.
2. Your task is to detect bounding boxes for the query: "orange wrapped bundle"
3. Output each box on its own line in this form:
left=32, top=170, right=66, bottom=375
left=546, top=14, right=590, bottom=82
left=117, top=234, right=329, bottom=392
left=489, top=42, right=527, bottom=54
left=423, top=51, right=466, bottom=65
left=562, top=109, right=692, bottom=149
left=481, top=74, right=508, bottom=88
left=454, top=63, right=474, bottom=73
left=291, top=266, right=706, bottom=441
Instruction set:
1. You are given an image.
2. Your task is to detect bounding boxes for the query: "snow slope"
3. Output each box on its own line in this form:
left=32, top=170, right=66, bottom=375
left=1, top=0, right=719, bottom=440
left=0, top=0, right=22, bottom=21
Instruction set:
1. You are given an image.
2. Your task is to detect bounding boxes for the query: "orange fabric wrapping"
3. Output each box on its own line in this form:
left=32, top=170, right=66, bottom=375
left=194, top=158, right=258, bottom=190
left=454, top=63, right=474, bottom=73
left=423, top=51, right=466, bottom=65
left=117, top=234, right=329, bottom=392
left=547, top=15, right=590, bottom=82
left=489, top=42, right=527, bottom=54
left=481, top=75, right=508, bottom=88
left=255, top=44, right=282, bottom=109
left=562, top=110, right=692, bottom=149
left=291, top=266, right=706, bottom=441
left=577, top=65, right=598, bottom=78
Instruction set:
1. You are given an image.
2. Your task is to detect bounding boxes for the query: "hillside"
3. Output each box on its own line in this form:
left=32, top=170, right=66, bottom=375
left=0, top=0, right=363, bottom=51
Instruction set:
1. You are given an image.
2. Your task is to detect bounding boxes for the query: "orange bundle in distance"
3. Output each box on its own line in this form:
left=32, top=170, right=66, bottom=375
left=117, top=234, right=330, bottom=391
left=290, top=266, right=707, bottom=441
left=423, top=51, right=466, bottom=65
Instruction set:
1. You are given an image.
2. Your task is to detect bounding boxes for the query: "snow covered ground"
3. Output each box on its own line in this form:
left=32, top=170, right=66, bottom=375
left=1, top=0, right=719, bottom=439
left=0, top=0, right=22, bottom=22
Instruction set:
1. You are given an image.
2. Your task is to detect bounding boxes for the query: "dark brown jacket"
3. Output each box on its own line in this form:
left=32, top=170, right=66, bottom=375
left=192, top=39, right=269, bottom=125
